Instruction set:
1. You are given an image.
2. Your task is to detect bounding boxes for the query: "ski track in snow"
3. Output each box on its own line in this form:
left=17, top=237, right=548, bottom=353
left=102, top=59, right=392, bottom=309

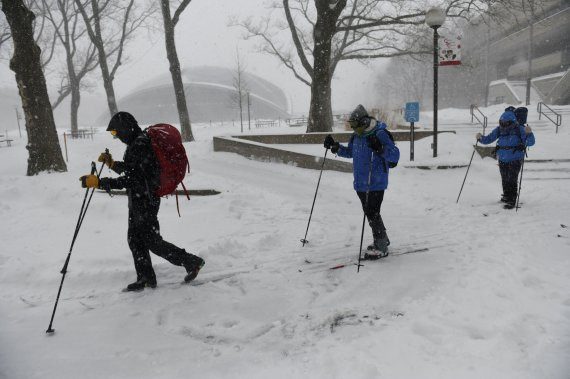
left=1, top=105, right=570, bottom=378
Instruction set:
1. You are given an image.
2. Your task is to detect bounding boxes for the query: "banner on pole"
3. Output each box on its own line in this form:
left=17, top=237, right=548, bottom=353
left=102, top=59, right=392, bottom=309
left=439, top=33, right=462, bottom=66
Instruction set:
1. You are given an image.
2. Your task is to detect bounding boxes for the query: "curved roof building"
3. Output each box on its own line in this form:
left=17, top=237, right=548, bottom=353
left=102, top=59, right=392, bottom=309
left=114, top=66, right=290, bottom=124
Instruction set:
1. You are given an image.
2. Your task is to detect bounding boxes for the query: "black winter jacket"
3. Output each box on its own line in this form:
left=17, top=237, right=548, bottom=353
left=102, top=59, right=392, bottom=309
left=102, top=132, right=161, bottom=204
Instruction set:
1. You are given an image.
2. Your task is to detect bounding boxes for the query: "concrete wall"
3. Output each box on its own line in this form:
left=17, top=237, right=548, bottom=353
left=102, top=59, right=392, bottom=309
left=213, top=136, right=354, bottom=172
left=213, top=131, right=454, bottom=172
left=234, top=130, right=440, bottom=144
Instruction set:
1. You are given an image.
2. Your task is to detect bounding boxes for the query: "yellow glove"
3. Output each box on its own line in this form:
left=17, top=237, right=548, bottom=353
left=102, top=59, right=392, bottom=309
left=98, top=151, right=114, bottom=169
left=80, top=175, right=99, bottom=188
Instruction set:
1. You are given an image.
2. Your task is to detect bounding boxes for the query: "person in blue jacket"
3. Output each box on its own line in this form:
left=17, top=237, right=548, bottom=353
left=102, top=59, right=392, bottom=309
left=324, top=104, right=400, bottom=258
left=476, top=110, right=535, bottom=209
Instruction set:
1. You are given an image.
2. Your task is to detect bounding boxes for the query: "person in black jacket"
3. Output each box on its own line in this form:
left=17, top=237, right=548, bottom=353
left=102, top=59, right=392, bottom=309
left=80, top=112, right=204, bottom=291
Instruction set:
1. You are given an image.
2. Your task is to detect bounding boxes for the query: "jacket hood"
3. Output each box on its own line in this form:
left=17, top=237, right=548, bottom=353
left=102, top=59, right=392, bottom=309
left=107, top=111, right=142, bottom=144
left=499, top=111, right=517, bottom=123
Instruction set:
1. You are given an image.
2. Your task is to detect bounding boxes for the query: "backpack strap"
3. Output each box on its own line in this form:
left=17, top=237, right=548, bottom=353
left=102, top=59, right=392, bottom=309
left=174, top=183, right=191, bottom=218
left=175, top=192, right=181, bottom=217
left=181, top=182, right=190, bottom=200
left=496, top=125, right=525, bottom=153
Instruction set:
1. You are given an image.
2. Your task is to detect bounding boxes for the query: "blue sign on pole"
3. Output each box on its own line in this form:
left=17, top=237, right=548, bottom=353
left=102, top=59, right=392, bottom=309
left=405, top=102, right=420, bottom=123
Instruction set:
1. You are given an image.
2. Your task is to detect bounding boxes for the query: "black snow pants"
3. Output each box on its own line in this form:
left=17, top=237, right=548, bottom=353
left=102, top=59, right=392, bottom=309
left=498, top=160, right=522, bottom=203
left=127, top=194, right=201, bottom=282
left=356, top=190, right=386, bottom=240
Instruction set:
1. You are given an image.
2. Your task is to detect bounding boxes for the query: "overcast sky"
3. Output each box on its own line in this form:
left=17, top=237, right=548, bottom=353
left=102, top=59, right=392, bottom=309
left=0, top=0, right=386, bottom=124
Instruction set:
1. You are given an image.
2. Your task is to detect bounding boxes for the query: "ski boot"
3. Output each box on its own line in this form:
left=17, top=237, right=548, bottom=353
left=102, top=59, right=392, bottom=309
left=503, top=201, right=516, bottom=210
left=503, top=196, right=516, bottom=209
left=125, top=277, right=157, bottom=292
left=364, top=236, right=390, bottom=260
left=184, top=257, right=205, bottom=283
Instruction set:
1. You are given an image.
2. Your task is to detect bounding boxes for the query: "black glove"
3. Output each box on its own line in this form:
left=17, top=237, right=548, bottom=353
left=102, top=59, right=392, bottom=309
left=99, top=177, right=112, bottom=192
left=324, top=134, right=335, bottom=149
left=367, top=135, right=384, bottom=154
left=324, top=134, right=340, bottom=154
left=331, top=142, right=339, bottom=154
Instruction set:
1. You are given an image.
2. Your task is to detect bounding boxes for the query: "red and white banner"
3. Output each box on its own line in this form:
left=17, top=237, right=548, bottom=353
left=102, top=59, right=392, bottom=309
left=439, top=33, right=462, bottom=66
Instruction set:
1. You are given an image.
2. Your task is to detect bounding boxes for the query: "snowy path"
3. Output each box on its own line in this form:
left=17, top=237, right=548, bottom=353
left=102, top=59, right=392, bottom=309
left=1, top=108, right=570, bottom=378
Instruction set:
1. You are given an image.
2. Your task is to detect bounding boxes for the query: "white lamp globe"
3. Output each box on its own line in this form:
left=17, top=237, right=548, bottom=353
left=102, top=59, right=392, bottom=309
left=425, top=7, right=446, bottom=28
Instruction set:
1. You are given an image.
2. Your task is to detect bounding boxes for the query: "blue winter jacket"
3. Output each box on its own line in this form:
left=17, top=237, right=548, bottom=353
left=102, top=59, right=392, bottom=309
left=479, top=124, right=535, bottom=162
left=336, top=121, right=400, bottom=192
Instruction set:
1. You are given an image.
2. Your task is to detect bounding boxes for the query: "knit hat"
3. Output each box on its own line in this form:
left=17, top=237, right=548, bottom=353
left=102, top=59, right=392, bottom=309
left=348, top=104, right=370, bottom=129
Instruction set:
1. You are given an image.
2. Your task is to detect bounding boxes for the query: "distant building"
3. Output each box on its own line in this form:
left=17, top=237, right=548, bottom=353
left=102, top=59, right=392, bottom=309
left=109, top=66, right=291, bottom=125
left=464, top=0, right=570, bottom=105
left=377, top=0, right=570, bottom=109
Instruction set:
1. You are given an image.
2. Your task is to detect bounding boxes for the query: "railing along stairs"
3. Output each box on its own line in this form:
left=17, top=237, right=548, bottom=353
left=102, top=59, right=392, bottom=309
left=470, top=104, right=488, bottom=134
left=537, top=102, right=563, bottom=133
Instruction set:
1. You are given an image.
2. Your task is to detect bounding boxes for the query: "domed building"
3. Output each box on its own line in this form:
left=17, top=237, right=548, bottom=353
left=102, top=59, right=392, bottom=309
left=113, top=66, right=290, bottom=124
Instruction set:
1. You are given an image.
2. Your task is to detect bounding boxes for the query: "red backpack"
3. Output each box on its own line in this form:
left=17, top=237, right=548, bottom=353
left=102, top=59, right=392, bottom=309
left=146, top=124, right=190, bottom=213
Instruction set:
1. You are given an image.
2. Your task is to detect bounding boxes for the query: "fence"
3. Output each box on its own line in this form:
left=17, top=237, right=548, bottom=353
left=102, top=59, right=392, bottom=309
left=255, top=119, right=278, bottom=128
left=285, top=117, right=307, bottom=127
left=537, top=102, right=563, bottom=133
left=64, top=127, right=96, bottom=140
left=62, top=127, right=97, bottom=162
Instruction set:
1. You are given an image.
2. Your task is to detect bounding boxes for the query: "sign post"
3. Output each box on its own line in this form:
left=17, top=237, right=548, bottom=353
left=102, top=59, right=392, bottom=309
left=405, top=102, right=420, bottom=161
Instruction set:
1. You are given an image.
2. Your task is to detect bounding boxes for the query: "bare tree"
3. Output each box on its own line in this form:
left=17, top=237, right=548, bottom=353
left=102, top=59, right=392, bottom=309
left=379, top=54, right=431, bottom=108
left=0, top=13, right=10, bottom=51
left=42, top=0, right=99, bottom=134
left=0, top=1, right=58, bottom=66
left=238, top=0, right=488, bottom=133
left=229, top=47, right=249, bottom=133
left=160, top=0, right=193, bottom=142
left=1, top=0, right=67, bottom=175
left=74, top=0, right=155, bottom=116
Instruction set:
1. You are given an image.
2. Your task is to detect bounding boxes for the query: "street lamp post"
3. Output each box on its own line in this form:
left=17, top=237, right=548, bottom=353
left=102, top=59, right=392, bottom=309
left=425, top=7, right=446, bottom=158
left=14, top=106, right=22, bottom=138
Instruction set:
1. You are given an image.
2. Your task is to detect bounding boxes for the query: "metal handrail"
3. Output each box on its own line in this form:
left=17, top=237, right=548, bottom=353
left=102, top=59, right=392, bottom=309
left=537, top=102, right=562, bottom=133
left=470, top=104, right=488, bottom=133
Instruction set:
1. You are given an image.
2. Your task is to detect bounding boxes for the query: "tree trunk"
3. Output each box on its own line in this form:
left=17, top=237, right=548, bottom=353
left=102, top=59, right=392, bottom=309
left=70, top=81, right=80, bottom=135
left=307, top=65, right=333, bottom=132
left=91, top=0, right=118, bottom=116
left=306, top=2, right=338, bottom=133
left=99, top=54, right=118, bottom=116
left=239, top=99, right=243, bottom=133
left=160, top=0, right=194, bottom=142
left=2, top=0, right=67, bottom=175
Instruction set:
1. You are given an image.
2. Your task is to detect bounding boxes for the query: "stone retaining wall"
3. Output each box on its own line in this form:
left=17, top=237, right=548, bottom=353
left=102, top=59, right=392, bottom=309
left=213, top=136, right=353, bottom=172
left=213, top=131, right=455, bottom=172
left=234, top=130, right=447, bottom=144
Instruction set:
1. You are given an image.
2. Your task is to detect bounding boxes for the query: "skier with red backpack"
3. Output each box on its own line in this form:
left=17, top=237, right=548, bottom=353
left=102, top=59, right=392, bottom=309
left=79, top=112, right=204, bottom=291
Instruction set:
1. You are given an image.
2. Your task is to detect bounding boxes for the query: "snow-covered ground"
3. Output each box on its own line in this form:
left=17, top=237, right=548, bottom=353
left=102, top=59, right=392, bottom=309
left=1, top=104, right=569, bottom=379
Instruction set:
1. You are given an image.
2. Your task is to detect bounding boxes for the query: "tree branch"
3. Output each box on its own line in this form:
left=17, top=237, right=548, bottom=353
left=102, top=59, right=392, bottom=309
left=172, top=0, right=192, bottom=27
left=283, top=0, right=313, bottom=78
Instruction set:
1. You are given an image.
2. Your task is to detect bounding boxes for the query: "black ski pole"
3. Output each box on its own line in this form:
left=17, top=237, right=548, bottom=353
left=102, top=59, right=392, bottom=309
left=357, top=152, right=375, bottom=273
left=456, top=141, right=479, bottom=203
left=300, top=148, right=329, bottom=246
left=46, top=160, right=105, bottom=334
left=515, top=147, right=527, bottom=212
